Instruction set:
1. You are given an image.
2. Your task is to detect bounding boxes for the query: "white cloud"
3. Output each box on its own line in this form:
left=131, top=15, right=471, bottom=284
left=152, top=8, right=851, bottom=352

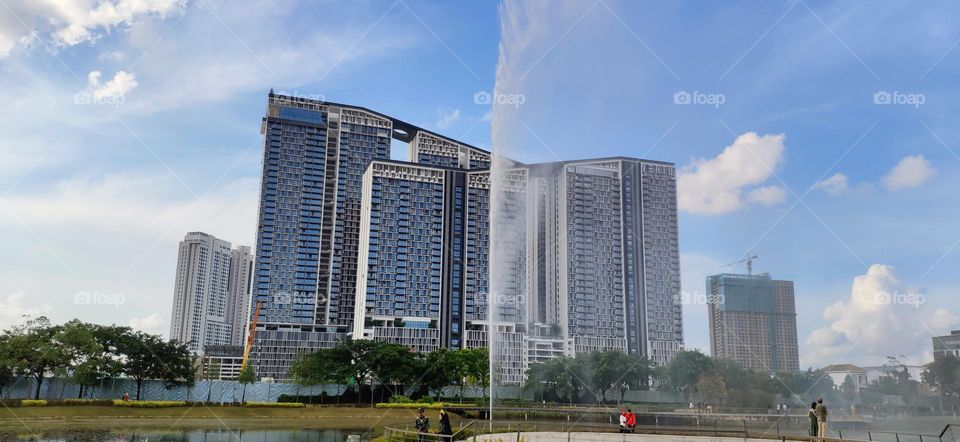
left=435, top=108, right=461, bottom=130
left=0, top=291, right=53, bottom=332
left=83, top=70, right=138, bottom=100
left=97, top=50, right=126, bottom=62
left=813, top=173, right=850, bottom=195
left=804, top=264, right=960, bottom=367
left=882, top=155, right=936, bottom=190
left=0, top=173, right=258, bottom=240
left=678, top=132, right=788, bottom=215
left=0, top=0, right=184, bottom=58
left=747, top=185, right=787, bottom=206
left=129, top=313, right=166, bottom=336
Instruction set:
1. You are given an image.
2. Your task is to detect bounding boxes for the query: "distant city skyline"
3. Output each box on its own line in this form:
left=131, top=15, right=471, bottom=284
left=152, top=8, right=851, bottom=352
left=2, top=1, right=960, bottom=370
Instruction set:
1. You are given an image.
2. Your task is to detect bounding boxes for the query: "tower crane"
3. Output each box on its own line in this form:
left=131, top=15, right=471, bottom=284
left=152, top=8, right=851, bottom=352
left=721, top=254, right=758, bottom=275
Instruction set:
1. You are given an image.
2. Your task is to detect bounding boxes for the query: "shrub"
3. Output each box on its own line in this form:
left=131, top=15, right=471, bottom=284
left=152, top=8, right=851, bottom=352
left=112, top=400, right=187, bottom=408
left=387, top=395, right=414, bottom=404
left=374, top=402, right=475, bottom=409
left=63, top=399, right=114, bottom=406
left=20, top=400, right=48, bottom=407
left=244, top=401, right=305, bottom=408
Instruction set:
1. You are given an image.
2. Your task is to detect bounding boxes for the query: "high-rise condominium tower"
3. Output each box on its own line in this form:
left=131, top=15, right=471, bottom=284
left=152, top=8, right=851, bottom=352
left=228, top=246, right=254, bottom=346
left=707, top=273, right=800, bottom=372
left=482, top=158, right=684, bottom=383
left=250, top=93, right=684, bottom=381
left=249, top=93, right=393, bottom=379
left=169, top=232, right=252, bottom=353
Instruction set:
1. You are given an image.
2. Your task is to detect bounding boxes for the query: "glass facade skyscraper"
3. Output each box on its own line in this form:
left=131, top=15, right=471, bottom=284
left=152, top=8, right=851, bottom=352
left=250, top=93, right=684, bottom=381
left=250, top=94, right=392, bottom=380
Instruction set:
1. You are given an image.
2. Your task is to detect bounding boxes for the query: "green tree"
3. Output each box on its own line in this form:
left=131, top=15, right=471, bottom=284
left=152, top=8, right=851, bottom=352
left=589, top=351, right=643, bottom=403
left=290, top=340, right=384, bottom=403
left=237, top=364, right=256, bottom=403
left=368, top=342, right=418, bottom=396
left=525, top=357, right=567, bottom=402
left=661, top=350, right=714, bottom=399
left=697, top=371, right=727, bottom=405
left=421, top=348, right=457, bottom=400
left=452, top=348, right=489, bottom=401
left=79, top=324, right=128, bottom=398
left=119, top=332, right=194, bottom=400
left=0, top=335, right=14, bottom=398
left=5, top=317, right=65, bottom=399
left=57, top=320, right=104, bottom=399
left=922, top=357, right=960, bottom=413
left=841, top=375, right=858, bottom=402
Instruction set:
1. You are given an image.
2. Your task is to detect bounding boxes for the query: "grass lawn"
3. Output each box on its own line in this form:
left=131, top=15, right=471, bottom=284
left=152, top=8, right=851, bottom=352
left=0, top=405, right=466, bottom=432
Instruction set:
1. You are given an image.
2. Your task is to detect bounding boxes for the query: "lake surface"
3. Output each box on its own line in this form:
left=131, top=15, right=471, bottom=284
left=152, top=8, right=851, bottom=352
left=3, top=429, right=374, bottom=442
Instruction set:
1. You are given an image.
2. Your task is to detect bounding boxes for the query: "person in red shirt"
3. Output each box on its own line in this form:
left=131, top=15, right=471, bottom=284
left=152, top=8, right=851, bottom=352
left=625, top=409, right=637, bottom=433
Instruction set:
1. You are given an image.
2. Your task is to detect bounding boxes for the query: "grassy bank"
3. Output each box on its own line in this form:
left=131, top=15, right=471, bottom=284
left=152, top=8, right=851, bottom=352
left=0, top=405, right=466, bottom=432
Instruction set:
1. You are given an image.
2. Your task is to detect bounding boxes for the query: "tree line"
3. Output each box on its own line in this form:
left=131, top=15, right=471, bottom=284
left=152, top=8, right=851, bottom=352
left=0, top=317, right=194, bottom=400
left=290, top=341, right=488, bottom=403
left=525, top=350, right=837, bottom=408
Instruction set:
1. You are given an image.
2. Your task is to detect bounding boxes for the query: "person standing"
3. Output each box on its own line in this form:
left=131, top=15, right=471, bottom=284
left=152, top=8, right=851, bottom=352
left=807, top=402, right=818, bottom=436
left=618, top=408, right=628, bottom=433
left=415, top=407, right=430, bottom=442
left=438, top=409, right=452, bottom=437
left=815, top=398, right=828, bottom=437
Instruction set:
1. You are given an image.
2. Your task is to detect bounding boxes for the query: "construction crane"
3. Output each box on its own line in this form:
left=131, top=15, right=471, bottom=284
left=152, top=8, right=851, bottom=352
left=721, top=254, right=759, bottom=275
left=241, top=301, right=263, bottom=370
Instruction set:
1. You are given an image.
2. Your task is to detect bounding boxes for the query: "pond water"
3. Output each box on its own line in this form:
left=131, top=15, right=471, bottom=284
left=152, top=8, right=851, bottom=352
left=3, top=428, right=375, bottom=442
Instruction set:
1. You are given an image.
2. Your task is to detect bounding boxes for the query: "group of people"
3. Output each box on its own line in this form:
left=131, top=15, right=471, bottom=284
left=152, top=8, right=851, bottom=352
left=415, top=407, right=453, bottom=440
left=617, top=408, right=637, bottom=433
left=688, top=402, right=714, bottom=413
left=807, top=398, right=829, bottom=437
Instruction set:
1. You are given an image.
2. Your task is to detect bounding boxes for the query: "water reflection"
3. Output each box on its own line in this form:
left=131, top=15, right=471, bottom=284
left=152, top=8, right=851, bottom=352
left=5, top=428, right=373, bottom=442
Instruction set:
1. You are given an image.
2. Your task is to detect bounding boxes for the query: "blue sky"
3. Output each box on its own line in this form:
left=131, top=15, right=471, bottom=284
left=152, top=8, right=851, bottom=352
left=1, top=0, right=958, bottom=369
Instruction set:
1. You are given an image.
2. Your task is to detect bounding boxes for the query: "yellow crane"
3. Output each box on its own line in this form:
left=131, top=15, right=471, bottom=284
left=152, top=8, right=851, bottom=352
left=721, top=254, right=758, bottom=275
left=241, top=301, right=263, bottom=370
